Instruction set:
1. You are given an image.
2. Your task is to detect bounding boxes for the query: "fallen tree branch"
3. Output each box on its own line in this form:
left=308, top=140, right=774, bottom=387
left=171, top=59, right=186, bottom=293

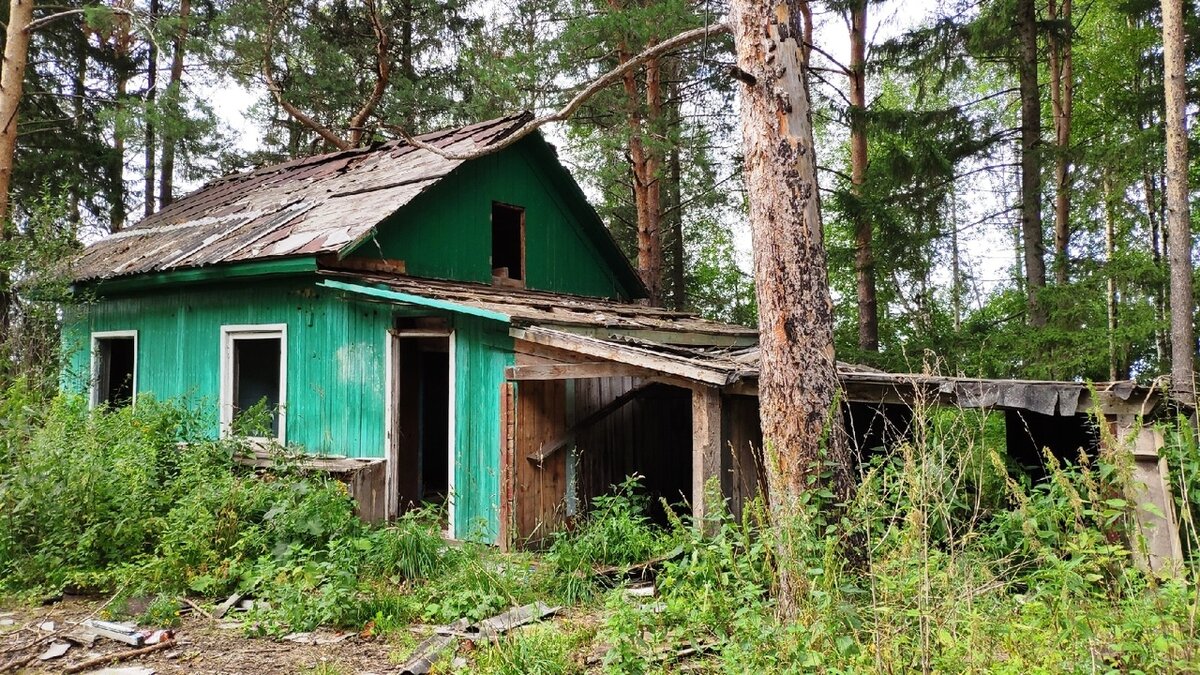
left=180, top=597, right=214, bottom=621
left=386, top=21, right=730, bottom=160
left=62, top=639, right=175, bottom=674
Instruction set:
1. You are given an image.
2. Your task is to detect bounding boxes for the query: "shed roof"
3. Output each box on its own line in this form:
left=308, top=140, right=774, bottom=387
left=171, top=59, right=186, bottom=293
left=70, top=114, right=643, bottom=297
left=317, top=272, right=757, bottom=344
left=317, top=271, right=1167, bottom=419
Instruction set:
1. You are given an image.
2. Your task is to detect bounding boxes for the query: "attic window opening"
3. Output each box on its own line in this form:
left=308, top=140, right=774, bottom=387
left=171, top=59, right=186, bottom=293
left=491, top=202, right=525, bottom=284
left=91, top=331, right=137, bottom=408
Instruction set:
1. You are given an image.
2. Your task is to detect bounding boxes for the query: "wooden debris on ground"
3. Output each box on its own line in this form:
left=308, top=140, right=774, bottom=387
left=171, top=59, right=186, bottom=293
left=62, top=638, right=176, bottom=674
left=210, top=592, right=242, bottom=620
left=592, top=546, right=684, bottom=581
left=402, top=602, right=560, bottom=674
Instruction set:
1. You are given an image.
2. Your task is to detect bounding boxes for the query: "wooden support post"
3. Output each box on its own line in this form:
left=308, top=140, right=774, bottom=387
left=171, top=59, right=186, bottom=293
left=1109, top=418, right=1184, bottom=575
left=692, top=385, right=722, bottom=532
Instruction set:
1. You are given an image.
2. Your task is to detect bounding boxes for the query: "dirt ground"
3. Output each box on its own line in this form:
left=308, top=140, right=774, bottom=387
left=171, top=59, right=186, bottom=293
left=0, top=598, right=418, bottom=674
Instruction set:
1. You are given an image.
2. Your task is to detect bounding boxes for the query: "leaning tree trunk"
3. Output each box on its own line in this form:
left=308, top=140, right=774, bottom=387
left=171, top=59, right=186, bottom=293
left=1017, top=0, right=1046, bottom=327
left=0, top=0, right=35, bottom=335
left=848, top=0, right=876, bottom=352
left=729, top=0, right=852, bottom=618
left=1161, top=0, right=1194, bottom=404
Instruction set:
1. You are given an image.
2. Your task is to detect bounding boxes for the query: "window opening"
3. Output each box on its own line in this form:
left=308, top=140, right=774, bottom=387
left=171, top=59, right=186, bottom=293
left=491, top=202, right=525, bottom=282
left=93, top=335, right=135, bottom=407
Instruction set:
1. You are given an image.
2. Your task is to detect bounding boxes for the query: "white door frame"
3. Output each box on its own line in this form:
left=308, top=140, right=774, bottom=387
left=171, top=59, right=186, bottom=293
left=384, top=326, right=457, bottom=538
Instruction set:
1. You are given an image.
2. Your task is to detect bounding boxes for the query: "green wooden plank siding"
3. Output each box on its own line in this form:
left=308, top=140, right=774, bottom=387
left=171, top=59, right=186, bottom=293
left=451, top=315, right=513, bottom=542
left=61, top=281, right=392, bottom=458
left=64, top=280, right=516, bottom=544
left=360, top=140, right=630, bottom=300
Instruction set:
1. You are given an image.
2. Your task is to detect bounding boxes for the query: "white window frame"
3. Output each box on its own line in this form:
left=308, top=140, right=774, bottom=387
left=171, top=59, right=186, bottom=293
left=220, top=323, right=288, bottom=444
left=90, top=330, right=138, bottom=408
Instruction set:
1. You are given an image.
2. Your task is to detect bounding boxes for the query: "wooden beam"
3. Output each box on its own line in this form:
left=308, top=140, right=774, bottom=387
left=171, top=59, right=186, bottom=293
left=692, top=385, right=722, bottom=532
left=552, top=325, right=758, bottom=348
left=1107, top=419, right=1184, bottom=575
left=527, top=381, right=659, bottom=465
left=511, top=326, right=731, bottom=386
left=505, top=362, right=656, bottom=381
left=318, top=254, right=407, bottom=275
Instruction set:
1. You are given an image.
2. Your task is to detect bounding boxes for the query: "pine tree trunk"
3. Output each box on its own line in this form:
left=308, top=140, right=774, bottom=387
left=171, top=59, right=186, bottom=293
left=729, top=0, right=851, bottom=618
left=1145, top=170, right=1169, bottom=364
left=643, top=53, right=664, bottom=305
left=0, top=0, right=34, bottom=335
left=1103, top=171, right=1122, bottom=380
left=1048, top=0, right=1072, bottom=286
left=615, top=27, right=663, bottom=306
left=1160, top=0, right=1194, bottom=403
left=667, top=59, right=685, bottom=311
left=1017, top=0, right=1046, bottom=326
left=849, top=0, right=876, bottom=352
left=143, top=0, right=159, bottom=218
left=159, top=0, right=190, bottom=208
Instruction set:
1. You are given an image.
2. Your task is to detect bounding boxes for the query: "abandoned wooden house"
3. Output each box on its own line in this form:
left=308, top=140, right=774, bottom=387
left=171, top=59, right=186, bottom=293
left=61, top=113, right=1185, bottom=570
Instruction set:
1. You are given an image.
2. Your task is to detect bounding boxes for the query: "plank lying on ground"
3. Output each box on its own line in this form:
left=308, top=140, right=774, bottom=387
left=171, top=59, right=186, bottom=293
left=62, top=639, right=175, bottom=674
left=399, top=633, right=458, bottom=675
left=592, top=546, right=684, bottom=579
left=472, top=601, right=559, bottom=638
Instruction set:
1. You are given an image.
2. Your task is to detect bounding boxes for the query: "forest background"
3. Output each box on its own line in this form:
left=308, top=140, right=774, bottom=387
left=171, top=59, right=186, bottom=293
left=0, top=0, right=1196, bottom=390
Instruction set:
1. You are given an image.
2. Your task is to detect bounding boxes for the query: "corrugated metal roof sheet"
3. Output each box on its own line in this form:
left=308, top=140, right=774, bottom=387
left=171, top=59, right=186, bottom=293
left=71, top=113, right=533, bottom=282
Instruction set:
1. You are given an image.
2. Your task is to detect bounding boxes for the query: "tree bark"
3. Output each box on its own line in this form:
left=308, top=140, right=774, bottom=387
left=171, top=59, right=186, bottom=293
left=729, top=0, right=851, bottom=616
left=159, top=0, right=190, bottom=208
left=613, top=18, right=664, bottom=306
left=1103, top=171, right=1122, bottom=380
left=1160, top=0, right=1194, bottom=403
left=143, top=0, right=160, bottom=218
left=1048, top=0, right=1072, bottom=286
left=0, top=0, right=34, bottom=335
left=1017, top=0, right=1046, bottom=326
left=849, top=0, right=876, bottom=352
left=109, top=5, right=135, bottom=232
left=666, top=58, right=685, bottom=311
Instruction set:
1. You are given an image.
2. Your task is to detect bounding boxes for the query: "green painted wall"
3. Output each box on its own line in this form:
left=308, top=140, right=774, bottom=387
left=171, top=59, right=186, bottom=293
left=63, top=279, right=516, bottom=544
left=360, top=140, right=630, bottom=300
left=62, top=280, right=392, bottom=459
left=450, top=315, right=513, bottom=541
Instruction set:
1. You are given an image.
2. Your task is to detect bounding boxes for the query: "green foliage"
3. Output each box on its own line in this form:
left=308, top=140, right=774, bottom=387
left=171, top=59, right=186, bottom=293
left=3, top=386, right=1200, bottom=670
left=601, top=404, right=1200, bottom=672
left=541, top=476, right=678, bottom=604
left=471, top=622, right=591, bottom=675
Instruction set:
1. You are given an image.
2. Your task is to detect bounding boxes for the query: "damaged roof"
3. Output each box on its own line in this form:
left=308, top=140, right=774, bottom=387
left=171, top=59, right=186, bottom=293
left=508, top=325, right=1170, bottom=418
left=71, top=114, right=535, bottom=282
left=318, top=272, right=757, bottom=344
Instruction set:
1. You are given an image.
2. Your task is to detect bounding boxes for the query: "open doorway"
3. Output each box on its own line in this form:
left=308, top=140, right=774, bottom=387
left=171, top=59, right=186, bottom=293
left=389, top=318, right=454, bottom=530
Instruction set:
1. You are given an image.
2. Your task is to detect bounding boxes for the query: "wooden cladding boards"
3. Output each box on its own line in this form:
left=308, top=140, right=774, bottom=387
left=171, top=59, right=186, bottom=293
left=62, top=280, right=391, bottom=458
left=511, top=375, right=695, bottom=543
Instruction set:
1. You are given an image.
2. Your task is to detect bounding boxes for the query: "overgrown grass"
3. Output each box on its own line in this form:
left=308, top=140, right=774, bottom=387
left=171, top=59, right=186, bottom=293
left=3, top=382, right=1200, bottom=673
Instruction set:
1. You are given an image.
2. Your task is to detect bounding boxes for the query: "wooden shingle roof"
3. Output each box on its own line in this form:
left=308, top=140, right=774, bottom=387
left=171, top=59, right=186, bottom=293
left=71, top=113, right=533, bottom=282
